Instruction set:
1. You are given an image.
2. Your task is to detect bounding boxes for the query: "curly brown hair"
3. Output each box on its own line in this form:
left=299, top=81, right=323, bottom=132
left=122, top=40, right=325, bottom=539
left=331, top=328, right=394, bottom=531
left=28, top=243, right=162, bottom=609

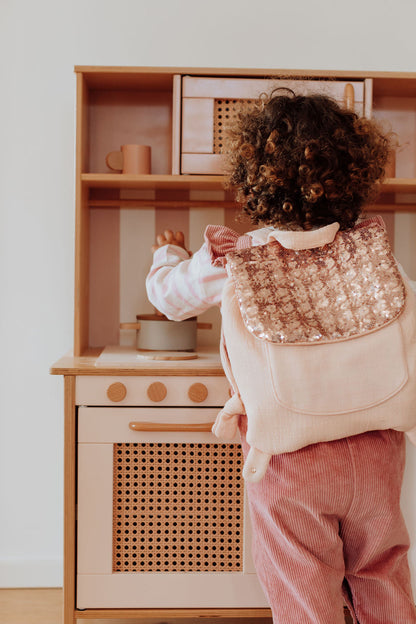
left=224, top=90, right=392, bottom=230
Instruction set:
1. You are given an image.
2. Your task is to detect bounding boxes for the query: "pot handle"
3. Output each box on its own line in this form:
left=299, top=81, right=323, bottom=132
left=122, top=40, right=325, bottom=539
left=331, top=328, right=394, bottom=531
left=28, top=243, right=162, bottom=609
left=120, top=322, right=211, bottom=330
left=120, top=322, right=141, bottom=330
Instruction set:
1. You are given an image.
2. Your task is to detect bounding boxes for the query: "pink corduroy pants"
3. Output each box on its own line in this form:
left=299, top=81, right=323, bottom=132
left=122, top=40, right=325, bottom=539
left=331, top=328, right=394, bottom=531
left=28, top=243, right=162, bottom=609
left=239, top=416, right=416, bottom=623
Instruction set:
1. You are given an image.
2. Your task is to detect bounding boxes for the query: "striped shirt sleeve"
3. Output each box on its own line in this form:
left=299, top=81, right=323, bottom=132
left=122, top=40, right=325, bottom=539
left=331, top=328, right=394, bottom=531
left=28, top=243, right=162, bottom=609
left=145, top=242, right=228, bottom=321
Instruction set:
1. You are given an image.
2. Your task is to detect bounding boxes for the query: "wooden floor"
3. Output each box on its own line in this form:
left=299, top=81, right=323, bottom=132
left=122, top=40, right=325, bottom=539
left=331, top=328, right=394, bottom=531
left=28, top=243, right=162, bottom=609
left=0, top=589, right=63, bottom=624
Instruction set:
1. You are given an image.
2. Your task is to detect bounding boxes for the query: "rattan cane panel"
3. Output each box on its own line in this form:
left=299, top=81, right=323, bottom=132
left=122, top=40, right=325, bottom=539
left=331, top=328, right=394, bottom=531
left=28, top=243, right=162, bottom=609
left=213, top=99, right=255, bottom=154
left=113, top=442, right=244, bottom=573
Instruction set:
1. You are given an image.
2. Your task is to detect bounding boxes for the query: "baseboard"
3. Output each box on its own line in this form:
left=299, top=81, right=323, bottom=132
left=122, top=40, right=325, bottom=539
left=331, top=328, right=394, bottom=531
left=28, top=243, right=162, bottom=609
left=0, top=558, right=63, bottom=588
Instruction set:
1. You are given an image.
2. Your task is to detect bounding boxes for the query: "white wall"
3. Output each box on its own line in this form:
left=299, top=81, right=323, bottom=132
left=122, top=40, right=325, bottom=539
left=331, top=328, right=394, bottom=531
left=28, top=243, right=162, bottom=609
left=2, top=0, right=416, bottom=588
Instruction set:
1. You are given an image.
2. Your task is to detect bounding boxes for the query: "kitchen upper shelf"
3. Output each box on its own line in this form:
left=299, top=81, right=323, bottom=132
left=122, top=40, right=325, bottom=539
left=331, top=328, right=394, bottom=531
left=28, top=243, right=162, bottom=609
left=82, top=174, right=416, bottom=193
left=380, top=178, right=416, bottom=193
left=82, top=173, right=226, bottom=191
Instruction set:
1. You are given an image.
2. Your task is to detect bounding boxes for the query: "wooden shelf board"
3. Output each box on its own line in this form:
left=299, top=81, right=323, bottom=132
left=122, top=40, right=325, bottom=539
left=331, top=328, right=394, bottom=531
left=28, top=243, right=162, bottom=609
left=75, top=64, right=416, bottom=81
left=82, top=174, right=416, bottom=193
left=50, top=348, right=224, bottom=376
left=369, top=204, right=416, bottom=213
left=82, top=173, right=226, bottom=191
left=380, top=178, right=416, bottom=193
left=88, top=199, right=238, bottom=208
left=74, top=607, right=272, bottom=620
left=81, top=175, right=416, bottom=211
left=75, top=65, right=416, bottom=97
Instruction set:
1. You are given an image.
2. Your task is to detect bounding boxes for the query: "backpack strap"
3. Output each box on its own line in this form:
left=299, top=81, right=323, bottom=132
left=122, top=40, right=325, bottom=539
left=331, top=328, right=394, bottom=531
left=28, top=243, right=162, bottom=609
left=357, top=215, right=386, bottom=229
left=204, top=225, right=252, bottom=267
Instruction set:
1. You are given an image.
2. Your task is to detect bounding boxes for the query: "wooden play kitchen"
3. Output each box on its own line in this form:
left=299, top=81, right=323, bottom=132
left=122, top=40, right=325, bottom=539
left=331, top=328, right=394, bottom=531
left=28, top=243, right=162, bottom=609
left=51, top=66, right=416, bottom=624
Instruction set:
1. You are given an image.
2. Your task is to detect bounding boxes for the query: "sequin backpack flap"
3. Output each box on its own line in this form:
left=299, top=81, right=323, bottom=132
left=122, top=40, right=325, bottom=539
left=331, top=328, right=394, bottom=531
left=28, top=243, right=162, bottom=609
left=212, top=217, right=416, bottom=482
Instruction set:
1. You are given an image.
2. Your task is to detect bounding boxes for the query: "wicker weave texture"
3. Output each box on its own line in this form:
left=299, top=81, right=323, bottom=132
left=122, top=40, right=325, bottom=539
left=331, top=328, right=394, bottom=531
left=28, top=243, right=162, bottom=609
left=213, top=99, right=254, bottom=154
left=113, top=442, right=244, bottom=573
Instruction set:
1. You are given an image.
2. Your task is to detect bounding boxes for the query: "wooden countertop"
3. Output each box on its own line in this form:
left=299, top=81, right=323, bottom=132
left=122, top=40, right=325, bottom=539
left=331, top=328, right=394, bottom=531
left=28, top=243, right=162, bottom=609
left=50, top=346, right=225, bottom=376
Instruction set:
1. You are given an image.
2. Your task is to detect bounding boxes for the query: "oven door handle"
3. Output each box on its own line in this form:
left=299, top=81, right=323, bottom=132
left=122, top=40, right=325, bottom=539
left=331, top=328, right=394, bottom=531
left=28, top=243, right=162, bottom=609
left=129, top=421, right=215, bottom=432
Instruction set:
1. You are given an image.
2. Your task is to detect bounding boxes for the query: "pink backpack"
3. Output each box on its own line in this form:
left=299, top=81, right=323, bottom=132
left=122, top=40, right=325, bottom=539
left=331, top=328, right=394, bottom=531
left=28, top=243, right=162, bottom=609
left=211, top=217, right=416, bottom=482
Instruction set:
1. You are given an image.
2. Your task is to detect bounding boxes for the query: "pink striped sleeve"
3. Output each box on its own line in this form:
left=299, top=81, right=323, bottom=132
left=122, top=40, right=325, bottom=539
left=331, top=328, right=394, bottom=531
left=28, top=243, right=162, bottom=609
left=204, top=225, right=251, bottom=267
left=145, top=242, right=228, bottom=321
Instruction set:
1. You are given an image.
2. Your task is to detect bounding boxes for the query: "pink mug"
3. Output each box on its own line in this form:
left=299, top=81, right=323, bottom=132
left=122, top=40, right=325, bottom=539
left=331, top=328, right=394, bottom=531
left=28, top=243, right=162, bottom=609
left=106, top=144, right=151, bottom=174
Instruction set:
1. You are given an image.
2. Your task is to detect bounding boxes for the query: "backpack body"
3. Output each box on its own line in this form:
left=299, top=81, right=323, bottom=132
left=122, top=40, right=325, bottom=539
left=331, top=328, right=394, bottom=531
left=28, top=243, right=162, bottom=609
left=213, top=218, right=416, bottom=482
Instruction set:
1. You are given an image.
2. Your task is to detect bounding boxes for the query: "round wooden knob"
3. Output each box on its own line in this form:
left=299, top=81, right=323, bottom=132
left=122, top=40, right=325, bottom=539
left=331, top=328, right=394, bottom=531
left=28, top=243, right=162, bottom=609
left=188, top=383, right=208, bottom=403
left=147, top=382, right=167, bottom=402
left=107, top=382, right=127, bottom=402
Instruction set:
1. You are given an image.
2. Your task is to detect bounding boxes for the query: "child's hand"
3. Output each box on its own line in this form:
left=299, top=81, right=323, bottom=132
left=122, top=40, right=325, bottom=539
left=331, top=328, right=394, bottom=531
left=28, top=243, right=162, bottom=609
left=151, top=230, right=191, bottom=255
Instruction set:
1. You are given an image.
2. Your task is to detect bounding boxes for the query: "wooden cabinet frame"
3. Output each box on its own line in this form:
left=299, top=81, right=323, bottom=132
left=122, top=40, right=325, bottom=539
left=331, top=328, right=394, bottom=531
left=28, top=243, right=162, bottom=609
left=53, top=65, right=416, bottom=624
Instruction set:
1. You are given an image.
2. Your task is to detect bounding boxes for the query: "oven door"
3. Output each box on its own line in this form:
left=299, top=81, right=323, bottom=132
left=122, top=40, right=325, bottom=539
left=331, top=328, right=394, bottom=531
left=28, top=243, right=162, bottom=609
left=77, top=406, right=268, bottom=609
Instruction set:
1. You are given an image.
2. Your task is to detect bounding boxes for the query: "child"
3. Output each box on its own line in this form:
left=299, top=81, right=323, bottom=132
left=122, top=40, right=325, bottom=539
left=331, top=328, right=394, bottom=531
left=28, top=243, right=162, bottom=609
left=146, top=92, right=416, bottom=623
